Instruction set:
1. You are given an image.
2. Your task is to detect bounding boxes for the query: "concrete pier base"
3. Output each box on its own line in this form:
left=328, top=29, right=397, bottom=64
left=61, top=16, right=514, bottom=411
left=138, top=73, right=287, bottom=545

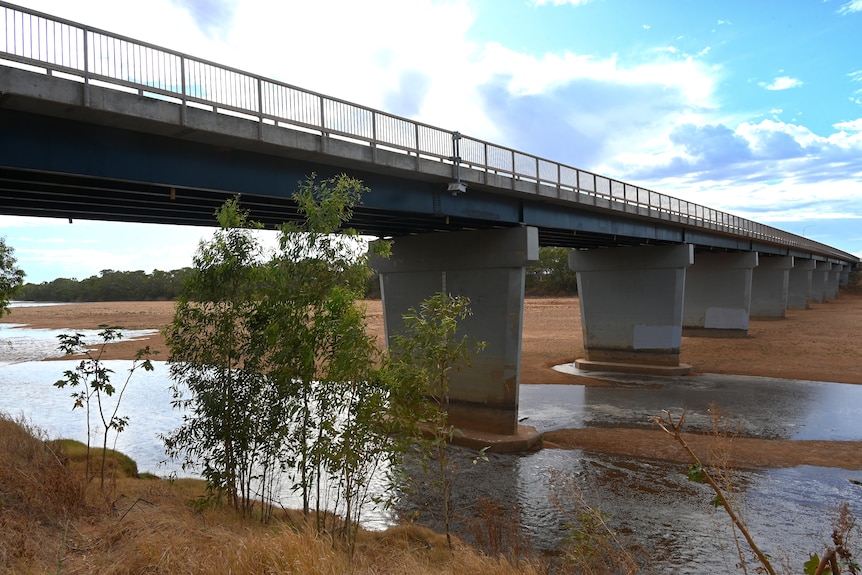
left=574, top=358, right=693, bottom=376
left=370, top=226, right=539, bottom=450
left=569, top=244, right=693, bottom=372
left=788, top=259, right=816, bottom=309
left=750, top=255, right=793, bottom=319
left=450, top=425, right=541, bottom=453
left=683, top=251, right=758, bottom=337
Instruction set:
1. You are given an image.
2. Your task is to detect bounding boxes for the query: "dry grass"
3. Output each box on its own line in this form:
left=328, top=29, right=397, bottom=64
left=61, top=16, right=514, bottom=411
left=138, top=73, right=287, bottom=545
left=0, top=413, right=547, bottom=575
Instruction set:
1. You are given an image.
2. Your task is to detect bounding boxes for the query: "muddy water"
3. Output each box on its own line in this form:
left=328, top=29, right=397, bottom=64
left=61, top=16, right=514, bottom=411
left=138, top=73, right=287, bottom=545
left=397, top=378, right=862, bottom=574
left=2, top=324, right=862, bottom=574
left=397, top=443, right=861, bottom=573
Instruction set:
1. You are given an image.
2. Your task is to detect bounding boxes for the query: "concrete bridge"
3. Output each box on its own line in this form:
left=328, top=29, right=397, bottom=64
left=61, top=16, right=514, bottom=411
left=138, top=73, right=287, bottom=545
left=1, top=2, right=858, bottom=450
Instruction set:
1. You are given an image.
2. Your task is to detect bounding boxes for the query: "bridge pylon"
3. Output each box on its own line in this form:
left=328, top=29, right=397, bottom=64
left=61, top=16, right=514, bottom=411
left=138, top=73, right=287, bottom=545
left=370, top=226, right=540, bottom=452
left=569, top=244, right=694, bottom=375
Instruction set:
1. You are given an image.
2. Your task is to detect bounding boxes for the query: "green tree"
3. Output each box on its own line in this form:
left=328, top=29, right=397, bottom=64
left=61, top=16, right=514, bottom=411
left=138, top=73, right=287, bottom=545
left=525, top=246, right=578, bottom=295
left=0, top=237, right=25, bottom=315
left=163, top=197, right=273, bottom=516
left=18, top=267, right=195, bottom=302
left=389, top=292, right=485, bottom=550
left=164, top=179, right=399, bottom=541
left=54, top=326, right=155, bottom=490
left=259, top=173, right=394, bottom=544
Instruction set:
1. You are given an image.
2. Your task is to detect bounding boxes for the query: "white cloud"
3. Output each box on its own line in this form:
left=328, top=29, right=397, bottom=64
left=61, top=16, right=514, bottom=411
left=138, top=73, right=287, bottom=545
left=760, top=76, right=803, bottom=91
left=835, top=119, right=862, bottom=132
left=479, top=43, right=716, bottom=102
left=838, top=0, right=862, bottom=15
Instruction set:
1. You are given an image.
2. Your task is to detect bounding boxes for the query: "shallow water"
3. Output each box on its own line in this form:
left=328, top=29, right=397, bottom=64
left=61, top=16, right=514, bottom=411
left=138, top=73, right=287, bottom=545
left=0, top=322, right=157, bottom=366
left=1, top=327, right=861, bottom=573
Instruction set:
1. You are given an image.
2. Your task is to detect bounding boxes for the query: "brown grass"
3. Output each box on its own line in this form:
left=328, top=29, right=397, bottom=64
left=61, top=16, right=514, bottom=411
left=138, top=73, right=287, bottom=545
left=0, top=413, right=547, bottom=575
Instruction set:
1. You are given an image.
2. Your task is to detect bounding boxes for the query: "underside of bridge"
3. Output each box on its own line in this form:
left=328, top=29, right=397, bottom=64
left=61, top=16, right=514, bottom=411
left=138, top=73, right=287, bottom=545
left=0, top=97, right=688, bottom=252
left=0, top=160, right=656, bottom=251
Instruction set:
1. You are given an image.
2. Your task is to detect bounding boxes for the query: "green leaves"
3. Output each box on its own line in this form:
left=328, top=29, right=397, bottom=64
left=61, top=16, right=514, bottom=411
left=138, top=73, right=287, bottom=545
left=164, top=176, right=394, bottom=539
left=687, top=463, right=706, bottom=483
left=53, top=325, right=154, bottom=490
left=0, top=237, right=25, bottom=316
left=804, top=554, right=824, bottom=575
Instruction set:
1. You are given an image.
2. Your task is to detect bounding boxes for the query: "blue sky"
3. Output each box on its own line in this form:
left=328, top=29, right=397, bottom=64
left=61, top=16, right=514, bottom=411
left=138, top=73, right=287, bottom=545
left=2, top=0, right=862, bottom=283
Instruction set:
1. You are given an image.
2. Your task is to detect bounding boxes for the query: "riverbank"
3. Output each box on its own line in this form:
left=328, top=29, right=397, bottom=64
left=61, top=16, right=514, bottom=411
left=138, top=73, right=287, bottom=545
left=4, top=295, right=862, bottom=469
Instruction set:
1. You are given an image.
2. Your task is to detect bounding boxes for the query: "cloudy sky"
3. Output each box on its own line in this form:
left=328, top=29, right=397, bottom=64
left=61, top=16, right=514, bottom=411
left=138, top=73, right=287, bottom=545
left=2, top=0, right=862, bottom=283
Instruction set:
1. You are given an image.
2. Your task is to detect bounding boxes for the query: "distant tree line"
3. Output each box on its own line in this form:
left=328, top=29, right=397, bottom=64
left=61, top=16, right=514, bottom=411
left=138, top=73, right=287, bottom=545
left=18, top=268, right=194, bottom=302
left=17, top=246, right=579, bottom=303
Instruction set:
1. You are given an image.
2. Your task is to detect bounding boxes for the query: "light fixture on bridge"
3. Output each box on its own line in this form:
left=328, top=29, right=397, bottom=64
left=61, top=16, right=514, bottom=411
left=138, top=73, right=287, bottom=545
left=447, top=181, right=467, bottom=194
left=448, top=131, right=467, bottom=196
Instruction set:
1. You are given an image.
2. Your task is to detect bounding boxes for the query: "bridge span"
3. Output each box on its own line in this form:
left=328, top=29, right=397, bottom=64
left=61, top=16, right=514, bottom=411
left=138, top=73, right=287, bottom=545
left=1, top=3, right=858, bottom=449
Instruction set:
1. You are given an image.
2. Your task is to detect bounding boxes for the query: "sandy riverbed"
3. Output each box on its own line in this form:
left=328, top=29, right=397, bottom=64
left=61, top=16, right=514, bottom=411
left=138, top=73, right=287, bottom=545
left=6, top=296, right=862, bottom=384
left=4, top=295, right=862, bottom=468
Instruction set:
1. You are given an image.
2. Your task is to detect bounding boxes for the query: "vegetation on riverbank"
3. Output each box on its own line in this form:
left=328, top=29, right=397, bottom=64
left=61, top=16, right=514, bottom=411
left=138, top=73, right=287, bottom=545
left=0, top=413, right=551, bottom=575
left=17, top=268, right=194, bottom=303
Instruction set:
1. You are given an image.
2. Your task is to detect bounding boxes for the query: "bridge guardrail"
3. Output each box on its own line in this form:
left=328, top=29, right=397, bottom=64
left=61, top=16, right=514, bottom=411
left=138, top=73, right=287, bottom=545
left=0, top=1, right=857, bottom=262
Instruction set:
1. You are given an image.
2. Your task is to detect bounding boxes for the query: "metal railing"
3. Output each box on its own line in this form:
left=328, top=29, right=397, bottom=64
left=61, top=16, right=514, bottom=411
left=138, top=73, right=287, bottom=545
left=0, top=1, right=856, bottom=262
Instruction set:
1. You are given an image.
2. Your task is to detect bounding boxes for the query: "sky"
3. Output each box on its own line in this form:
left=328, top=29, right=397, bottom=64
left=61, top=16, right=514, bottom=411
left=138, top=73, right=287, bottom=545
left=2, top=0, right=862, bottom=283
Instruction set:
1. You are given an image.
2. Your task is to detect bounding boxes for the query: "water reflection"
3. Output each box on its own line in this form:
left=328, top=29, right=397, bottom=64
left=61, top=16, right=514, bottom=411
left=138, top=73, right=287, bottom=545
left=396, top=442, right=862, bottom=574
left=538, top=367, right=862, bottom=440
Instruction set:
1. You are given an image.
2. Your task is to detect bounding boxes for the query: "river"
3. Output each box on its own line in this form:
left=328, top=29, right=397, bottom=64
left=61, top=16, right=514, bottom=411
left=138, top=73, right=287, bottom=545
left=1, top=319, right=861, bottom=574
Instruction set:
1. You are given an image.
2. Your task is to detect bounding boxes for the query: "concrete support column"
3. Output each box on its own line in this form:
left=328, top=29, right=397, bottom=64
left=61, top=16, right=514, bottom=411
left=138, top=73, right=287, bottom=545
left=827, top=264, right=844, bottom=299
left=750, top=255, right=793, bottom=319
left=683, top=251, right=758, bottom=337
left=839, top=266, right=851, bottom=287
left=788, top=259, right=816, bottom=309
left=812, top=262, right=832, bottom=303
left=568, top=244, right=693, bottom=374
left=370, top=226, right=539, bottom=444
